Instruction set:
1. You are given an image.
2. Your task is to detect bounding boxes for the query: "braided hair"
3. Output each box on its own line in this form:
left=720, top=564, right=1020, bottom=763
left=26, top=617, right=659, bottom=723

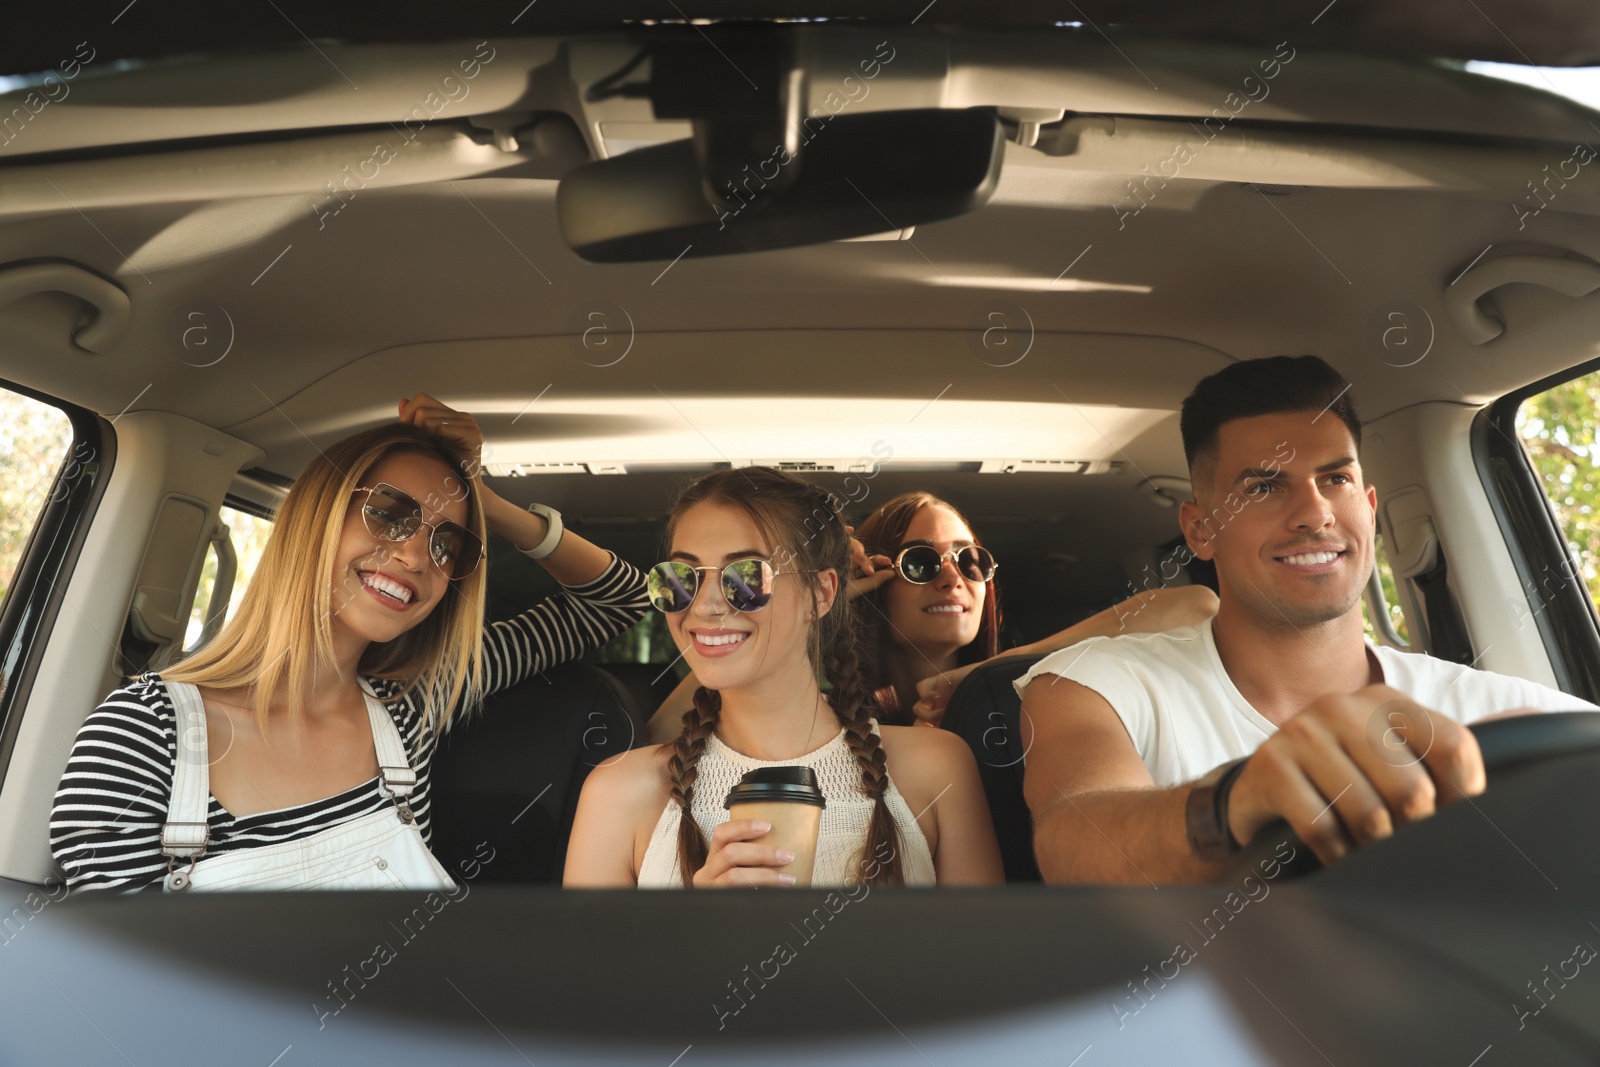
left=664, top=467, right=905, bottom=886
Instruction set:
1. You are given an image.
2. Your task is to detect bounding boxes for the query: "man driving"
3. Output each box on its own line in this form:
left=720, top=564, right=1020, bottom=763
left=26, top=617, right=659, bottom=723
left=1020, top=355, right=1598, bottom=884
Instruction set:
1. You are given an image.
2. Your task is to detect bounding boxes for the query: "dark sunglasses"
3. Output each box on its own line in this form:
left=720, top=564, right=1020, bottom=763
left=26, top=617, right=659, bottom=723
left=352, top=483, right=484, bottom=580
left=647, top=558, right=809, bottom=614
left=893, top=544, right=997, bottom=585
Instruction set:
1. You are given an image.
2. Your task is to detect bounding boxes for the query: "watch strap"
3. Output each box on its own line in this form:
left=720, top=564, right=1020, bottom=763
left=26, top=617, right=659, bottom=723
left=1185, top=756, right=1249, bottom=861
left=521, top=502, right=564, bottom=560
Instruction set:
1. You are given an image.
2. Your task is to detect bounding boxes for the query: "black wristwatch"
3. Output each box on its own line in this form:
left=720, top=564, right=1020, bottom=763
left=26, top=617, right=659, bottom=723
left=1185, top=756, right=1250, bottom=861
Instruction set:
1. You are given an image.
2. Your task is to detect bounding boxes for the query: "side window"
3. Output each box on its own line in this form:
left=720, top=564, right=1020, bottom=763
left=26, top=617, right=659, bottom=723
left=183, top=504, right=275, bottom=650
left=0, top=388, right=75, bottom=608
left=1361, top=533, right=1411, bottom=647
left=593, top=611, right=678, bottom=665
left=1515, top=369, right=1600, bottom=616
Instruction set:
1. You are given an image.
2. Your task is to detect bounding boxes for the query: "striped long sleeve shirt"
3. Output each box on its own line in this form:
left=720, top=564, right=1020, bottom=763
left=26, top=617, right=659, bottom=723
left=49, top=554, right=648, bottom=892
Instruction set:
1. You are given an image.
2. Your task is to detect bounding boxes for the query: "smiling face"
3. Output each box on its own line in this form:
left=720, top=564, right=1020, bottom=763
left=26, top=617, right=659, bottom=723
left=881, top=504, right=987, bottom=654
left=1182, top=411, right=1377, bottom=631
left=329, top=450, right=468, bottom=645
left=663, top=500, right=837, bottom=694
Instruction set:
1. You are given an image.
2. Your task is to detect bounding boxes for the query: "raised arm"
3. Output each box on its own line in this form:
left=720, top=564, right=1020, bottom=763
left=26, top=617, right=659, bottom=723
left=399, top=392, right=619, bottom=589
left=912, top=586, right=1219, bottom=725
left=478, top=552, right=649, bottom=696
left=1019, top=586, right=1219, bottom=662
left=479, top=486, right=614, bottom=587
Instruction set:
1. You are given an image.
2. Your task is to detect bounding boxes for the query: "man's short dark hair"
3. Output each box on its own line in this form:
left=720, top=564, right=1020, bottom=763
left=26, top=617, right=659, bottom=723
left=1180, top=355, right=1361, bottom=476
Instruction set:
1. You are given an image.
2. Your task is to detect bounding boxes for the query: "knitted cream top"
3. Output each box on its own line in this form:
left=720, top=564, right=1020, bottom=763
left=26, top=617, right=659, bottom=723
left=637, top=725, right=937, bottom=887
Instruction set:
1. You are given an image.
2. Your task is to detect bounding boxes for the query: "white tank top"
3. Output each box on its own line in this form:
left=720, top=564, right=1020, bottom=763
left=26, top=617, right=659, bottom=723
left=1012, top=616, right=1600, bottom=788
left=636, top=724, right=937, bottom=887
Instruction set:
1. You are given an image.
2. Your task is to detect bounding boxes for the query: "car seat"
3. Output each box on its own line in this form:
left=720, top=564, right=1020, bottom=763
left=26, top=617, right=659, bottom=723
left=938, top=652, right=1046, bottom=882
left=595, top=661, right=682, bottom=724
left=429, top=663, right=646, bottom=883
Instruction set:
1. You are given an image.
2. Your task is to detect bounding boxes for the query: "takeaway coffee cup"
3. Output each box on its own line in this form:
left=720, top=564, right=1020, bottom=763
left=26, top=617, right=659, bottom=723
left=724, top=766, right=827, bottom=887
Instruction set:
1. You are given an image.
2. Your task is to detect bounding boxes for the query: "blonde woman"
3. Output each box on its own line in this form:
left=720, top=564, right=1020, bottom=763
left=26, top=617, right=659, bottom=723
left=50, top=394, right=648, bottom=892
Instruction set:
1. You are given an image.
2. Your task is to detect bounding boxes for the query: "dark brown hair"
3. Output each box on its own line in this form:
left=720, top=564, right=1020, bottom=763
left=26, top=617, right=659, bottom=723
left=664, top=466, right=904, bottom=886
left=1180, top=355, right=1361, bottom=479
left=854, top=491, right=1002, bottom=725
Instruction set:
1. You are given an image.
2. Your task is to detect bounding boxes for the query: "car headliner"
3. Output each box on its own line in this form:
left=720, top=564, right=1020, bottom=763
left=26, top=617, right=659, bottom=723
left=2, top=23, right=1599, bottom=609
left=4, top=0, right=1600, bottom=70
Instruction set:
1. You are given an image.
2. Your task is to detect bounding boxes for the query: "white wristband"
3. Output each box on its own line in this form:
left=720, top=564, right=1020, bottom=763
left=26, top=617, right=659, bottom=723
left=521, top=502, right=564, bottom=560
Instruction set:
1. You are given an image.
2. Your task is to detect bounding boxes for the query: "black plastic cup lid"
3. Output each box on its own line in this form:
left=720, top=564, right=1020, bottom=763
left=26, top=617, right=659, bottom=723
left=723, top=766, right=826, bottom=808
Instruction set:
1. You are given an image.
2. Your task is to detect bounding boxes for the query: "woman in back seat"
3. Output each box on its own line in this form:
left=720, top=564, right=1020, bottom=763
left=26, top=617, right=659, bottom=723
left=564, top=466, right=1002, bottom=887
left=851, top=492, right=1218, bottom=726
left=50, top=394, right=648, bottom=892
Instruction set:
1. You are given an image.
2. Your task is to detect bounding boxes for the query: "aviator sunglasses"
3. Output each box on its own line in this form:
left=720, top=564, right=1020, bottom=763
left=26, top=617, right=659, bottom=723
left=892, top=543, right=998, bottom=585
left=352, top=483, right=485, bottom=580
left=648, top=558, right=812, bottom=614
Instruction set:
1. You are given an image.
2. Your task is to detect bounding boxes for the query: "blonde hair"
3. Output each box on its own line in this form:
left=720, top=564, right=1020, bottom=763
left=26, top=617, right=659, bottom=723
left=164, top=424, right=488, bottom=736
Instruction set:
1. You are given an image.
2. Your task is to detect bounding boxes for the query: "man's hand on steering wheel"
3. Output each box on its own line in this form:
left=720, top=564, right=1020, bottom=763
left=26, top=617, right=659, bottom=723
left=1224, top=684, right=1487, bottom=866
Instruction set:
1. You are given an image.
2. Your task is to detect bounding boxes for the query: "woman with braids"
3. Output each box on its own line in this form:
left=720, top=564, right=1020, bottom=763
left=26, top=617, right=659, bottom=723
left=563, top=467, right=1002, bottom=887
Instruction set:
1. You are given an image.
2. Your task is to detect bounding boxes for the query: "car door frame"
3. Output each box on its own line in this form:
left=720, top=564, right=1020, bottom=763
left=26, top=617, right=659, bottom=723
left=1477, top=355, right=1600, bottom=704
left=0, top=378, right=112, bottom=789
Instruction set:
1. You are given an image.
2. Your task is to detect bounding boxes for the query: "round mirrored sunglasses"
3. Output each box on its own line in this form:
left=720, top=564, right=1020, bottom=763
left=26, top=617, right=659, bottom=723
left=647, top=558, right=814, bottom=613
left=892, top=544, right=997, bottom=585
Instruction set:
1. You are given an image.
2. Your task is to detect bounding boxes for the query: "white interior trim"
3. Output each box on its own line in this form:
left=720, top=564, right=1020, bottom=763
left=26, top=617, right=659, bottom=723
left=0, top=412, right=261, bottom=884
left=1362, top=401, right=1562, bottom=687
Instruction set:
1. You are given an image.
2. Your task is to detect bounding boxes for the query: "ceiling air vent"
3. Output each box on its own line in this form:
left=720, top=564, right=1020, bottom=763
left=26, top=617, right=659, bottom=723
left=485, top=462, right=629, bottom=476
left=978, top=459, right=1116, bottom=475
left=770, top=461, right=839, bottom=473
left=742, top=459, right=882, bottom=474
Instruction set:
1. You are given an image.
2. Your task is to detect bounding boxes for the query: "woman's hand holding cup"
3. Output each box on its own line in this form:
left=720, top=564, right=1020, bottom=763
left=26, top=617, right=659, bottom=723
left=692, top=819, right=799, bottom=888
left=700, top=767, right=826, bottom=888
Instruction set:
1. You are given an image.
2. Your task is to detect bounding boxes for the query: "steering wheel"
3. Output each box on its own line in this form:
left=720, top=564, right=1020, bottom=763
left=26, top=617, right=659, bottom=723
left=1226, top=710, right=1600, bottom=880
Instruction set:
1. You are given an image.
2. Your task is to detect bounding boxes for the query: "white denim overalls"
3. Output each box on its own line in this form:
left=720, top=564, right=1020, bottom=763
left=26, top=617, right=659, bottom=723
left=158, top=678, right=454, bottom=892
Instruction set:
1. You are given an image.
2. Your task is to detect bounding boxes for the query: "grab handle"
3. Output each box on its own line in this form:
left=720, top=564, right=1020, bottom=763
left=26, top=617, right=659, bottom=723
left=0, top=261, right=131, bottom=353
left=1444, top=253, right=1600, bottom=344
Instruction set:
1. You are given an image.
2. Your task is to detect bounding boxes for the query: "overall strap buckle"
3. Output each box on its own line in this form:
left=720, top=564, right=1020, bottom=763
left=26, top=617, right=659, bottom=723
left=378, top=765, right=418, bottom=824
left=161, top=822, right=210, bottom=892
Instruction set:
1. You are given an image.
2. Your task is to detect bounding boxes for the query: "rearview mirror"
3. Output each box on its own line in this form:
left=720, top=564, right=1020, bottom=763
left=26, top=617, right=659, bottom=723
left=557, top=108, right=1004, bottom=262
